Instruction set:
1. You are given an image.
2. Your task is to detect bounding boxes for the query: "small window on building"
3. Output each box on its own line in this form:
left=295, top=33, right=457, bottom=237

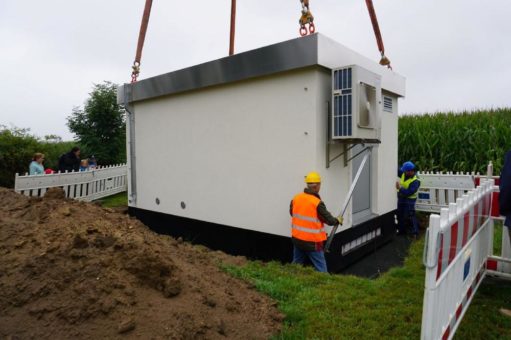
left=383, top=96, right=393, bottom=113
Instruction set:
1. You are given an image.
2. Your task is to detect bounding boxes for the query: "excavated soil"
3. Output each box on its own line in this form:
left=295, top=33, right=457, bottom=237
left=0, top=188, right=283, bottom=339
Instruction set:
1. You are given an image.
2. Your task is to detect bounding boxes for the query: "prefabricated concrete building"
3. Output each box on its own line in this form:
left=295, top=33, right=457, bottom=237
left=118, top=33, right=406, bottom=272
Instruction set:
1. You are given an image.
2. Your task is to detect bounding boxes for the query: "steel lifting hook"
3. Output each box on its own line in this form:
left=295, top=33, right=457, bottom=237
left=309, top=22, right=315, bottom=33
left=298, top=0, right=315, bottom=36
left=131, top=61, right=140, bottom=83
left=300, top=25, right=308, bottom=36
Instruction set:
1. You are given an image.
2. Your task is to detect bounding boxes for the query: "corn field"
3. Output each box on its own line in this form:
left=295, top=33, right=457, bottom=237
left=398, top=108, right=511, bottom=174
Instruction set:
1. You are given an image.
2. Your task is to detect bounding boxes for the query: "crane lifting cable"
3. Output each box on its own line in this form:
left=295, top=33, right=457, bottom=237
left=131, top=0, right=153, bottom=83
left=229, top=0, right=237, bottom=55
left=129, top=0, right=392, bottom=83
left=365, top=0, right=392, bottom=69
left=298, top=0, right=315, bottom=36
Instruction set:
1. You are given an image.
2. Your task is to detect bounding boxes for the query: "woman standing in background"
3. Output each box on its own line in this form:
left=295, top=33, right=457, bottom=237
left=29, top=153, right=45, bottom=175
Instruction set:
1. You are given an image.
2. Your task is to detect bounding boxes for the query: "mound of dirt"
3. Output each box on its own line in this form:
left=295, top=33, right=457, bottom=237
left=0, top=188, right=282, bottom=339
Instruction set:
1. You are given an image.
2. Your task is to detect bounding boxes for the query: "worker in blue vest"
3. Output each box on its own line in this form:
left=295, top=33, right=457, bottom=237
left=395, top=161, right=421, bottom=238
left=499, top=150, right=511, bottom=318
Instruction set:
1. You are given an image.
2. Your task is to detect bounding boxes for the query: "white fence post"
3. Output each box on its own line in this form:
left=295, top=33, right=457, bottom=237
left=487, top=161, right=493, bottom=178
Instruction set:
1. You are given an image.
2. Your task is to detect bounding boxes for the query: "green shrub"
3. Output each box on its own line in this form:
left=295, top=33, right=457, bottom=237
left=0, top=126, right=40, bottom=187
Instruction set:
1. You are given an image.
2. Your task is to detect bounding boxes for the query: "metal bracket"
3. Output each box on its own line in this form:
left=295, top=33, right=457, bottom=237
left=327, top=142, right=376, bottom=168
left=326, top=143, right=355, bottom=168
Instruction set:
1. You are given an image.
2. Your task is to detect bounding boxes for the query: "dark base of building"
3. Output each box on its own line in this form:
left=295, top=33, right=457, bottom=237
left=129, top=207, right=397, bottom=273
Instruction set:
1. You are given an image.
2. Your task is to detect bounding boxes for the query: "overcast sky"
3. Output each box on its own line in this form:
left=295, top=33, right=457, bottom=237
left=1, top=0, right=510, bottom=140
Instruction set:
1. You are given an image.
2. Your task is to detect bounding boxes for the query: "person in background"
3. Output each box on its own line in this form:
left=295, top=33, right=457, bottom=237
left=58, top=146, right=81, bottom=173
left=79, top=159, right=89, bottom=171
left=88, top=155, right=97, bottom=169
left=499, top=150, right=511, bottom=318
left=290, top=171, right=341, bottom=272
left=29, top=153, right=45, bottom=175
left=396, top=161, right=421, bottom=238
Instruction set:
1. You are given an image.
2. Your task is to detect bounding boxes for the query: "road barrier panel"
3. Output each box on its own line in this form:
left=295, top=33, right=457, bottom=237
left=421, top=179, right=509, bottom=340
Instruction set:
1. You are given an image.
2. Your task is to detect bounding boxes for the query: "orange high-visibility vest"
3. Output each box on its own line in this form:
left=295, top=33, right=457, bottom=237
left=291, top=192, right=326, bottom=242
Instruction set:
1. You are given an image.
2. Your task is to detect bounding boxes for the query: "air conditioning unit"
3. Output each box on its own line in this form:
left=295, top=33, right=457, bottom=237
left=331, top=65, right=382, bottom=141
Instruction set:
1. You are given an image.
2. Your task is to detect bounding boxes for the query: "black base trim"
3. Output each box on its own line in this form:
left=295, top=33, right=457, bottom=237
left=129, top=207, right=397, bottom=273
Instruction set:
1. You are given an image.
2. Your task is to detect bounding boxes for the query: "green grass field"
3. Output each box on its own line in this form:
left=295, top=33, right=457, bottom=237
left=98, top=191, right=127, bottom=208
left=225, top=234, right=511, bottom=339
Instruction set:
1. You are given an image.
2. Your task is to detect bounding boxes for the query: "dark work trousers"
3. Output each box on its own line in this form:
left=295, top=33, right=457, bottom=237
left=398, top=199, right=419, bottom=235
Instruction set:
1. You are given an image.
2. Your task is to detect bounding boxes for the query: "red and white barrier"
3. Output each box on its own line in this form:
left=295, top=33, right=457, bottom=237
left=421, top=179, right=507, bottom=340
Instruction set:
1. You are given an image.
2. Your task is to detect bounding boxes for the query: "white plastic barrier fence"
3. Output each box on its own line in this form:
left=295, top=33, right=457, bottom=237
left=416, top=161, right=500, bottom=214
left=421, top=179, right=508, bottom=340
left=416, top=171, right=476, bottom=213
left=14, top=164, right=127, bottom=201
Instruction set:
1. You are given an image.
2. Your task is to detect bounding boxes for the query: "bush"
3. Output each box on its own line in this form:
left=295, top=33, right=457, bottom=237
left=0, top=126, right=40, bottom=187
left=0, top=126, right=86, bottom=188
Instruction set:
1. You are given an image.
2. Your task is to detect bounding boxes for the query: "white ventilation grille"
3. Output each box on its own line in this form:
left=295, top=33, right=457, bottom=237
left=383, top=96, right=393, bottom=112
left=332, top=68, right=353, bottom=137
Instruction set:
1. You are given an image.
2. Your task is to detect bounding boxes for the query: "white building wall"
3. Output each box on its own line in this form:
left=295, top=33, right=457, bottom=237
left=131, top=67, right=400, bottom=238
left=133, top=68, right=331, bottom=237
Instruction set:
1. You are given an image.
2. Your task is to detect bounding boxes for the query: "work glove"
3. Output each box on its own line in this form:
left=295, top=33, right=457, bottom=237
left=337, top=216, right=343, bottom=225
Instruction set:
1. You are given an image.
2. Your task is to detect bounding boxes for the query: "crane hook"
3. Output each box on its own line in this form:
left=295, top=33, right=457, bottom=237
left=298, top=0, right=315, bottom=36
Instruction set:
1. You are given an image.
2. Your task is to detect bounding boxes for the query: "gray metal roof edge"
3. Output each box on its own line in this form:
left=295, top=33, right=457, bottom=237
left=120, top=34, right=320, bottom=104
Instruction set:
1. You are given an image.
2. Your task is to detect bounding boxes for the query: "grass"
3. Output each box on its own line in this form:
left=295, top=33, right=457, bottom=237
left=457, top=277, right=511, bottom=339
left=97, top=191, right=128, bottom=208
left=225, top=234, right=511, bottom=339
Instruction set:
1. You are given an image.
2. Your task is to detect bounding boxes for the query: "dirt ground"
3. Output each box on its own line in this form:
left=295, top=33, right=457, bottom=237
left=0, top=188, right=283, bottom=339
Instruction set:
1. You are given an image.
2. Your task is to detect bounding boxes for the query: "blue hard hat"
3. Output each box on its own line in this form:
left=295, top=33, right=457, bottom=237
left=401, top=161, right=416, bottom=172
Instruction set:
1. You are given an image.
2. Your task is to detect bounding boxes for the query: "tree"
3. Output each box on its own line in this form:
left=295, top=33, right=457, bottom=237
left=43, top=134, right=63, bottom=143
left=67, top=81, right=126, bottom=165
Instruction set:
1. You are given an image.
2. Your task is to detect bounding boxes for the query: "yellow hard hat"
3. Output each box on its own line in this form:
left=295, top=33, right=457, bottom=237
left=305, top=171, right=321, bottom=183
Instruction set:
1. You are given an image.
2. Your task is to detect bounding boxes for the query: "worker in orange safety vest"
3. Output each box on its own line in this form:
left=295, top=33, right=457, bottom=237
left=289, top=172, right=342, bottom=272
